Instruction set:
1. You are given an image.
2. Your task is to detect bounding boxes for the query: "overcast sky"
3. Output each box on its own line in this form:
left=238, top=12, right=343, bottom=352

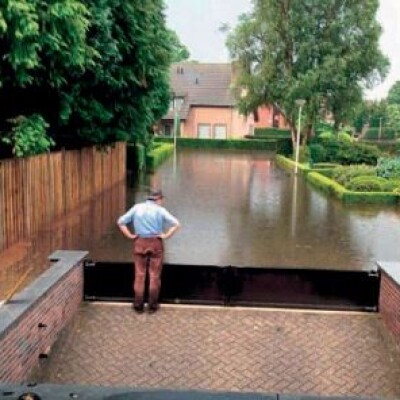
left=165, top=0, right=400, bottom=100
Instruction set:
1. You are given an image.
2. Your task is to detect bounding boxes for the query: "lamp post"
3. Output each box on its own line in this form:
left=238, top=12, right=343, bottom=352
left=294, top=99, right=306, bottom=174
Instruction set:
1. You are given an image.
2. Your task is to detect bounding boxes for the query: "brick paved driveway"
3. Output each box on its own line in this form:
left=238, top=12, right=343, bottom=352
left=33, top=303, right=400, bottom=399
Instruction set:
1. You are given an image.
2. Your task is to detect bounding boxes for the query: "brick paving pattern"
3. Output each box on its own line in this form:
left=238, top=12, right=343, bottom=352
left=33, top=304, right=400, bottom=399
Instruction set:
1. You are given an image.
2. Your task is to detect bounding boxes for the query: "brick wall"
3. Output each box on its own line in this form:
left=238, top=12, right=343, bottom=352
left=184, top=107, right=254, bottom=139
left=378, top=262, right=400, bottom=347
left=0, top=250, right=87, bottom=383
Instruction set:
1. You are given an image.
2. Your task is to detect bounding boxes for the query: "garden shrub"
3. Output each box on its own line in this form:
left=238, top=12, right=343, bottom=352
left=308, top=143, right=327, bottom=163
left=376, top=157, right=400, bottom=179
left=317, top=131, right=334, bottom=140
left=309, top=135, right=381, bottom=165
left=364, top=128, right=397, bottom=140
left=1, top=114, right=54, bottom=157
left=331, top=165, right=376, bottom=186
left=383, top=179, right=400, bottom=192
left=337, top=131, right=353, bottom=143
left=345, top=176, right=388, bottom=192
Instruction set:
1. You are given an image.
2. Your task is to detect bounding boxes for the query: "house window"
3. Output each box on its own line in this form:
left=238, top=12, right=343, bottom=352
left=170, top=97, right=184, bottom=111
left=248, top=124, right=254, bottom=136
left=198, top=124, right=211, bottom=139
left=214, top=124, right=227, bottom=139
left=174, top=97, right=184, bottom=110
left=164, top=124, right=172, bottom=136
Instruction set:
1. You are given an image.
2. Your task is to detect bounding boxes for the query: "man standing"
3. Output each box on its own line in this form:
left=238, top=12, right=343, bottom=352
left=117, top=189, right=181, bottom=314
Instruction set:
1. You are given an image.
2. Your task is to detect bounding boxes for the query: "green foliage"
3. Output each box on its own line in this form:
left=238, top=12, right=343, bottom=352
left=154, top=137, right=279, bottom=151
left=332, top=165, right=376, bottom=186
left=388, top=81, right=400, bottom=105
left=1, top=114, right=54, bottom=157
left=146, top=142, right=174, bottom=172
left=226, top=0, right=388, bottom=141
left=364, top=127, right=397, bottom=140
left=386, top=104, right=400, bottom=133
left=0, top=0, right=176, bottom=154
left=310, top=136, right=381, bottom=165
left=315, top=121, right=334, bottom=135
left=337, top=131, right=353, bottom=143
left=383, top=179, right=400, bottom=193
left=312, top=162, right=340, bottom=169
left=345, top=176, right=388, bottom=192
left=253, top=128, right=291, bottom=138
left=376, top=157, right=400, bottom=179
left=352, top=99, right=387, bottom=132
left=166, top=29, right=190, bottom=62
left=306, top=170, right=399, bottom=204
left=306, top=171, right=347, bottom=199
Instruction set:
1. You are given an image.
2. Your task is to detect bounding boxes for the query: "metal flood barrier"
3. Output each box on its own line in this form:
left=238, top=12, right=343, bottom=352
left=83, top=261, right=380, bottom=312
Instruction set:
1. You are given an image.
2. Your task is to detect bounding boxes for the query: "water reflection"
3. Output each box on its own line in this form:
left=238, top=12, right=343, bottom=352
left=0, top=182, right=126, bottom=299
left=90, top=149, right=400, bottom=270
left=291, top=175, right=299, bottom=237
left=3, top=148, right=400, bottom=296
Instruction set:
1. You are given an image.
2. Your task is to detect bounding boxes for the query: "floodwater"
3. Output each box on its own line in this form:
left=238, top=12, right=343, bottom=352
left=90, top=148, right=400, bottom=271
left=3, top=145, right=399, bottom=298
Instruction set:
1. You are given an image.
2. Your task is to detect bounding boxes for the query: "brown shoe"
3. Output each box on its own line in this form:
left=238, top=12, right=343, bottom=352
left=133, top=304, right=144, bottom=314
left=148, top=304, right=159, bottom=314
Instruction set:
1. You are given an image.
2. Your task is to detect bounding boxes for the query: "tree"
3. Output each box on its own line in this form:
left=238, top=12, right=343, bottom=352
left=225, top=0, right=389, bottom=146
left=0, top=0, right=174, bottom=156
left=387, top=81, right=400, bottom=105
left=59, top=0, right=172, bottom=146
left=353, top=99, right=387, bottom=132
left=167, top=29, right=190, bottom=63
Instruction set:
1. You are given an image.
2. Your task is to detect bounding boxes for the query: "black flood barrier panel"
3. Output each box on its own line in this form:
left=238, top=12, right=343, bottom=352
left=83, top=261, right=380, bottom=311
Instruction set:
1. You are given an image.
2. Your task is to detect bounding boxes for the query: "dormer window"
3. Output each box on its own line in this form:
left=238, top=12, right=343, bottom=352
left=170, top=96, right=184, bottom=110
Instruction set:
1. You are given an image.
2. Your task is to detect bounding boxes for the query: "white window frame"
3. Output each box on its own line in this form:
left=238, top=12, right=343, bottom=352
left=197, top=123, right=211, bottom=139
left=213, top=124, right=227, bottom=139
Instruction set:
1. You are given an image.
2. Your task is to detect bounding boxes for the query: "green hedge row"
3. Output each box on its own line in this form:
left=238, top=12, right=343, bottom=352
left=275, top=155, right=336, bottom=177
left=364, top=127, right=398, bottom=140
left=254, top=128, right=291, bottom=138
left=276, top=155, right=399, bottom=204
left=154, top=137, right=281, bottom=151
left=307, top=172, right=398, bottom=204
left=146, top=142, right=174, bottom=172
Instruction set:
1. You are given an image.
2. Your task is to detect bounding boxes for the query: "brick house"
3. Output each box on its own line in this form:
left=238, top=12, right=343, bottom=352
left=158, top=62, right=287, bottom=139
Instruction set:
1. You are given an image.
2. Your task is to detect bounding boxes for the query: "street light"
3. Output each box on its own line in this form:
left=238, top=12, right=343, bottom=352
left=294, top=99, right=306, bottom=174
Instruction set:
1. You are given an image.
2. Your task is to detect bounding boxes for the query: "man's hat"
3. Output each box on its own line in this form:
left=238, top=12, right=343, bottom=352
left=147, top=189, right=164, bottom=200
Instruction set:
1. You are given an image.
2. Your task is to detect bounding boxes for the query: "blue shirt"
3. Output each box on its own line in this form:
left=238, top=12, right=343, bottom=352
left=117, top=200, right=179, bottom=237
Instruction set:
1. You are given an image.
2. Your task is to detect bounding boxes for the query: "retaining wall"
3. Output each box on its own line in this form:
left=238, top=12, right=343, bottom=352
left=378, top=262, right=400, bottom=348
left=0, top=250, right=87, bottom=383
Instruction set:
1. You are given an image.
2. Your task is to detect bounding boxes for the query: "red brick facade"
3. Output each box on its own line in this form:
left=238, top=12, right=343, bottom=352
left=0, top=252, right=85, bottom=383
left=379, top=270, right=400, bottom=347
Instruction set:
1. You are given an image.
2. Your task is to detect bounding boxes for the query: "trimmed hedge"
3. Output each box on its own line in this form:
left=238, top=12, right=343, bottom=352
left=154, top=137, right=282, bottom=151
left=275, top=155, right=336, bottom=177
left=276, top=155, right=400, bottom=205
left=345, top=176, right=388, bottom=192
left=306, top=172, right=347, bottom=199
left=254, top=127, right=291, bottom=138
left=364, top=127, right=397, bottom=140
left=146, top=142, right=174, bottom=172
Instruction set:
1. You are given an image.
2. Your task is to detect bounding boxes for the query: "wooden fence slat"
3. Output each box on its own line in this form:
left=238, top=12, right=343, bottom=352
left=0, top=142, right=126, bottom=255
